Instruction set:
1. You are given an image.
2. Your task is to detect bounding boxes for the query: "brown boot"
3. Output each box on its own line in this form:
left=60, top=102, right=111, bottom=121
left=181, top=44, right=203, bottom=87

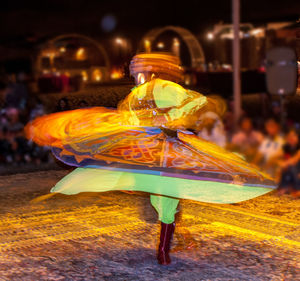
left=157, top=222, right=175, bottom=265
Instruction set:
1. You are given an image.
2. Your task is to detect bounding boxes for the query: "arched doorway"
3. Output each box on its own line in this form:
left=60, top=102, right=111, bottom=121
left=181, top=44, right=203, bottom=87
left=138, top=26, right=205, bottom=68
left=35, top=33, right=111, bottom=87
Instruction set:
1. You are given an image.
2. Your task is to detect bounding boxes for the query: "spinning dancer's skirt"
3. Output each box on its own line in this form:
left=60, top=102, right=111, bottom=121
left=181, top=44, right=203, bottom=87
left=26, top=107, right=276, bottom=204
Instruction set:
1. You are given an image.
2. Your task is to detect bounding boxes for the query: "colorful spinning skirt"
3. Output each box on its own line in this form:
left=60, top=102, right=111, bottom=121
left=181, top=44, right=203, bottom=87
left=26, top=107, right=276, bottom=203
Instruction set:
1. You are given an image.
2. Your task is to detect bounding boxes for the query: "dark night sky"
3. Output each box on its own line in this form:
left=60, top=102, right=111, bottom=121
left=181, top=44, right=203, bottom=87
left=0, top=0, right=299, bottom=38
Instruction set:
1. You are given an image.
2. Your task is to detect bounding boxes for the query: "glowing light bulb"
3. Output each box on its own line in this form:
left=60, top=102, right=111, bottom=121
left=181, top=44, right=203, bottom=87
left=207, top=32, right=214, bottom=40
left=144, top=40, right=151, bottom=52
left=76, top=48, right=86, bottom=60
left=157, top=42, right=164, bottom=49
left=115, top=38, right=123, bottom=45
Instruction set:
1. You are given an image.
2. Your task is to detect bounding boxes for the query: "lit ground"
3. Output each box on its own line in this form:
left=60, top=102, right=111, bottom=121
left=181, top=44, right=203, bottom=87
left=0, top=170, right=299, bottom=280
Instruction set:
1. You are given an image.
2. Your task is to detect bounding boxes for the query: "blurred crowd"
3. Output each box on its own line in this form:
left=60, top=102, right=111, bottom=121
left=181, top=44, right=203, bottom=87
left=0, top=74, right=299, bottom=197
left=0, top=73, right=90, bottom=168
left=197, top=108, right=300, bottom=198
left=0, top=74, right=49, bottom=166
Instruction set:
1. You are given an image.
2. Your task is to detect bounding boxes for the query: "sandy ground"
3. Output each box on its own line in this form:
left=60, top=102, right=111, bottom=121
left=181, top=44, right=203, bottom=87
left=0, top=170, right=299, bottom=281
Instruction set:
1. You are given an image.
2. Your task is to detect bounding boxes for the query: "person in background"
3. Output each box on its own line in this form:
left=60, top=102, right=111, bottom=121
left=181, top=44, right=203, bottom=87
left=197, top=111, right=226, bottom=147
left=0, top=127, right=14, bottom=164
left=270, top=101, right=294, bottom=129
left=55, top=98, right=70, bottom=112
left=78, top=100, right=89, bottom=108
left=0, top=110, right=8, bottom=129
left=230, top=117, right=263, bottom=162
left=4, top=73, right=28, bottom=111
left=5, top=108, right=24, bottom=133
left=253, top=118, right=284, bottom=176
left=29, top=98, right=46, bottom=120
left=12, top=126, right=32, bottom=164
left=277, top=129, right=300, bottom=197
left=30, top=142, right=51, bottom=164
left=270, top=101, right=281, bottom=121
left=27, top=99, right=50, bottom=164
left=287, top=150, right=300, bottom=198
left=223, top=97, right=247, bottom=137
left=4, top=108, right=32, bottom=164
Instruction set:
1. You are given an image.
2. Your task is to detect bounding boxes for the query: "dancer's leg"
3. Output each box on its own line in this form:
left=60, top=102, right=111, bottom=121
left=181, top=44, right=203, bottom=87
left=150, top=195, right=179, bottom=265
left=150, top=195, right=179, bottom=224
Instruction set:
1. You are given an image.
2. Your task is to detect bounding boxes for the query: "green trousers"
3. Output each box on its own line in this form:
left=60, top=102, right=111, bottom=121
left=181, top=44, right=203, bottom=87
left=150, top=194, right=179, bottom=224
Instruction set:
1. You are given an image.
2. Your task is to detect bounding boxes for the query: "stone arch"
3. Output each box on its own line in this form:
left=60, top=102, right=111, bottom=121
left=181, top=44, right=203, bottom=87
left=50, top=34, right=110, bottom=68
left=35, top=33, right=110, bottom=76
left=138, top=26, right=205, bottom=68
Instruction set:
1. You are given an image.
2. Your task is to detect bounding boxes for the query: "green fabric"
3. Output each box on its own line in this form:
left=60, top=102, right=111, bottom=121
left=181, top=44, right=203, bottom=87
left=167, top=95, right=207, bottom=121
left=152, top=79, right=187, bottom=109
left=150, top=195, right=179, bottom=224
left=51, top=168, right=273, bottom=204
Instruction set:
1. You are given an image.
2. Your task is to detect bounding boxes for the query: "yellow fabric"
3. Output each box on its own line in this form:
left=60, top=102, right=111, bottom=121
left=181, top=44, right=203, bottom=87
left=167, top=90, right=207, bottom=122
left=152, top=79, right=188, bottom=109
left=118, top=79, right=209, bottom=129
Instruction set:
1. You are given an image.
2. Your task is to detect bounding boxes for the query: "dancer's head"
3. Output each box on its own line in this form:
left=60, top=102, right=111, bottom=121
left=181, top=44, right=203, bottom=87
left=129, top=52, right=184, bottom=85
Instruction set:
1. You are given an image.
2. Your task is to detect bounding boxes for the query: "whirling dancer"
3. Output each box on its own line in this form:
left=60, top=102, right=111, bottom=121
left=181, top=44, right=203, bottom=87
left=26, top=53, right=275, bottom=265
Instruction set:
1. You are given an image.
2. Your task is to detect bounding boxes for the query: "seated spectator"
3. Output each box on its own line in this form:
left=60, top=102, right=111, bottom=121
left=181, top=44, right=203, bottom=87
left=0, top=109, right=8, bottom=129
left=223, top=97, right=245, bottom=137
left=270, top=101, right=281, bottom=121
left=253, top=118, right=284, bottom=176
left=197, top=111, right=226, bottom=147
left=4, top=108, right=32, bottom=164
left=6, top=108, right=24, bottom=132
left=10, top=126, right=32, bottom=164
left=4, top=73, right=28, bottom=111
left=30, top=143, right=51, bottom=164
left=29, top=98, right=46, bottom=120
left=78, top=100, right=89, bottom=108
left=0, top=127, right=14, bottom=163
left=277, top=129, right=300, bottom=197
left=230, top=117, right=263, bottom=162
left=55, top=98, right=70, bottom=112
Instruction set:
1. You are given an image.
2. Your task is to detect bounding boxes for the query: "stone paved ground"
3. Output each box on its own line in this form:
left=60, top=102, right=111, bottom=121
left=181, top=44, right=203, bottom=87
left=0, top=170, right=299, bottom=281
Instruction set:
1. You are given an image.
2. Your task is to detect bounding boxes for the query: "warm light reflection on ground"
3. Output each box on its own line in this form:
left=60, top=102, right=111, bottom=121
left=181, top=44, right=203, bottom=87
left=0, top=194, right=299, bottom=252
left=0, top=171, right=299, bottom=279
